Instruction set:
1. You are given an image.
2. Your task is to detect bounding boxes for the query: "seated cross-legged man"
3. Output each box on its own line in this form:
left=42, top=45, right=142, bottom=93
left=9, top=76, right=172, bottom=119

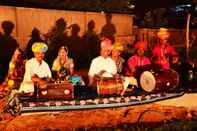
left=126, top=41, right=151, bottom=77
left=111, top=42, right=138, bottom=95
left=19, top=42, right=52, bottom=95
left=88, top=39, right=135, bottom=96
left=88, top=39, right=117, bottom=86
left=122, top=41, right=151, bottom=95
left=111, top=42, right=125, bottom=74
left=88, top=39, right=118, bottom=96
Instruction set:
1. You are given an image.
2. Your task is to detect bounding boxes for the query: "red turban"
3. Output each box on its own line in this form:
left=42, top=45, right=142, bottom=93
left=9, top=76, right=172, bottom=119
left=134, top=41, right=147, bottom=50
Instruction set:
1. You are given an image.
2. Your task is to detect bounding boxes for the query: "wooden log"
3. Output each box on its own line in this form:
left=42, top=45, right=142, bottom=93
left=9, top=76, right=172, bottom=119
left=0, top=104, right=192, bottom=130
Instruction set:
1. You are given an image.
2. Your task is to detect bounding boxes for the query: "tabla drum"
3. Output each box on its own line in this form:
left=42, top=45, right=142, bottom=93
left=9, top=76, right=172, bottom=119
left=140, top=69, right=179, bottom=92
left=97, top=77, right=124, bottom=95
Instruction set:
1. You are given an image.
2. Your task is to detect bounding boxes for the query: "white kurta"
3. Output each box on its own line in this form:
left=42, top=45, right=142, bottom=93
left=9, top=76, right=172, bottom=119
left=88, top=56, right=117, bottom=77
left=19, top=58, right=52, bottom=93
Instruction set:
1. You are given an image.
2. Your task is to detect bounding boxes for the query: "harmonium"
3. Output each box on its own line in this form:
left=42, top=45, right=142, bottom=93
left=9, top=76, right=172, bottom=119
left=97, top=77, right=124, bottom=96
left=37, top=81, right=74, bottom=100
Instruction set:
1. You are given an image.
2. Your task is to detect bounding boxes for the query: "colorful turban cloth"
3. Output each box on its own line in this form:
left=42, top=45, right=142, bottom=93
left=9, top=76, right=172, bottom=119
left=32, top=42, right=48, bottom=53
left=112, top=42, right=124, bottom=51
left=134, top=41, right=147, bottom=51
left=157, top=28, right=170, bottom=40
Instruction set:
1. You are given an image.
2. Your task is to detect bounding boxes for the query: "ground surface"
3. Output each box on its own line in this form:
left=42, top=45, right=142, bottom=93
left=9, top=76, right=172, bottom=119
left=0, top=93, right=197, bottom=130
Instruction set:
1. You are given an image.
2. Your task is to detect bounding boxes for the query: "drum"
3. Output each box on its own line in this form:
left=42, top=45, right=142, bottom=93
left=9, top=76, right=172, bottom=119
left=140, top=69, right=179, bottom=92
left=182, top=61, right=197, bottom=88
left=97, top=77, right=124, bottom=95
left=135, top=64, right=160, bottom=78
left=181, top=61, right=196, bottom=84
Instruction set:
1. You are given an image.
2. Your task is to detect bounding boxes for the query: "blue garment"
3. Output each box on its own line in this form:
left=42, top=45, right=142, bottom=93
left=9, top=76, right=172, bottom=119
left=68, top=75, right=85, bottom=86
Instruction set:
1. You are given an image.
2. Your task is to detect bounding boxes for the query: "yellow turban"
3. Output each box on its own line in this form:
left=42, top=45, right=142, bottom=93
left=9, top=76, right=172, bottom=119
left=32, top=42, right=48, bottom=53
left=157, top=28, right=170, bottom=40
left=112, top=42, right=124, bottom=51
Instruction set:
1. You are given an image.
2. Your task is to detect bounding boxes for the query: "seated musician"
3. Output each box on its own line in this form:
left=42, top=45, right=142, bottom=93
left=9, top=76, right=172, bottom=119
left=152, top=28, right=178, bottom=70
left=125, top=41, right=151, bottom=77
left=88, top=39, right=117, bottom=86
left=6, top=48, right=26, bottom=87
left=111, top=42, right=138, bottom=95
left=52, top=46, right=84, bottom=85
left=89, top=39, right=141, bottom=96
left=19, top=42, right=52, bottom=95
left=52, top=46, right=74, bottom=80
left=111, top=42, right=125, bottom=74
left=0, top=48, right=26, bottom=96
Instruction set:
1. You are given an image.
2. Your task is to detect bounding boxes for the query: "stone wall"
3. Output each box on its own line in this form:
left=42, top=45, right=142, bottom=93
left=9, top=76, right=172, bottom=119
left=0, top=5, right=133, bottom=49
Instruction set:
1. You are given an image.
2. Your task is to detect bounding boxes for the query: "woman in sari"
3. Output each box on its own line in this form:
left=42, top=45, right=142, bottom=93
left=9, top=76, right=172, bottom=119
left=0, top=48, right=26, bottom=97
left=52, top=46, right=84, bottom=85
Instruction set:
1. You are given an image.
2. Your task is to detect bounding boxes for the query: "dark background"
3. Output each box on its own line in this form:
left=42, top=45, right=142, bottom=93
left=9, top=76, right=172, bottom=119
left=0, top=0, right=196, bottom=28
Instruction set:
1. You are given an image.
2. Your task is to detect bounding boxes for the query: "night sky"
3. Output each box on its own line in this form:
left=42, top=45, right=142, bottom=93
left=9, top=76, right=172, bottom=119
left=0, top=0, right=196, bottom=28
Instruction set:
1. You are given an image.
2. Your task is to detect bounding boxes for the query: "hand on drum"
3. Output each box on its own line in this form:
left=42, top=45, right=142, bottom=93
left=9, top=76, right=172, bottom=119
left=98, top=70, right=106, bottom=76
left=31, top=74, right=40, bottom=82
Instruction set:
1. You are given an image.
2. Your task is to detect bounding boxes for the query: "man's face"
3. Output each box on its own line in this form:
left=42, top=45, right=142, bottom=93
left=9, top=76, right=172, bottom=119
left=101, top=48, right=111, bottom=58
left=112, top=50, right=121, bottom=57
left=34, top=52, right=44, bottom=62
left=160, top=39, right=167, bottom=43
left=137, top=48, right=144, bottom=57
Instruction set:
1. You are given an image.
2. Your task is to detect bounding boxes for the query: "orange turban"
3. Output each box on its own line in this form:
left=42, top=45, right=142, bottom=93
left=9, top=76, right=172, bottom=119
left=134, top=41, right=147, bottom=50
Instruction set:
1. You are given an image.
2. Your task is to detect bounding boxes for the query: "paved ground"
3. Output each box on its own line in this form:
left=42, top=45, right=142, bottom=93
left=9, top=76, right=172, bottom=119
left=156, top=93, right=197, bottom=109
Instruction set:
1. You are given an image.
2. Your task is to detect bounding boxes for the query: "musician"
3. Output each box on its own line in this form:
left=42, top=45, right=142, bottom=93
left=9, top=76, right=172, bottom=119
left=6, top=48, right=26, bottom=88
left=111, top=42, right=125, bottom=74
left=52, top=46, right=84, bottom=85
left=88, top=39, right=117, bottom=86
left=52, top=46, right=74, bottom=80
left=125, top=41, right=151, bottom=76
left=0, top=48, right=25, bottom=95
left=19, top=42, right=52, bottom=94
left=88, top=39, right=139, bottom=96
left=152, top=28, right=178, bottom=70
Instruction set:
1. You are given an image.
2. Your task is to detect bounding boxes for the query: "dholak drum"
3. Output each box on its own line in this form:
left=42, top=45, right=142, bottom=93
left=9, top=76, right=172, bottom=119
left=135, top=64, right=162, bottom=79
left=181, top=61, right=196, bottom=84
left=140, top=69, right=179, bottom=92
left=97, top=77, right=124, bottom=95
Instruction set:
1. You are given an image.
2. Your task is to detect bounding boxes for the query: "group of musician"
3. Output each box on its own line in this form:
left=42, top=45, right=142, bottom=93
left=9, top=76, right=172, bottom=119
left=2, top=27, right=180, bottom=96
